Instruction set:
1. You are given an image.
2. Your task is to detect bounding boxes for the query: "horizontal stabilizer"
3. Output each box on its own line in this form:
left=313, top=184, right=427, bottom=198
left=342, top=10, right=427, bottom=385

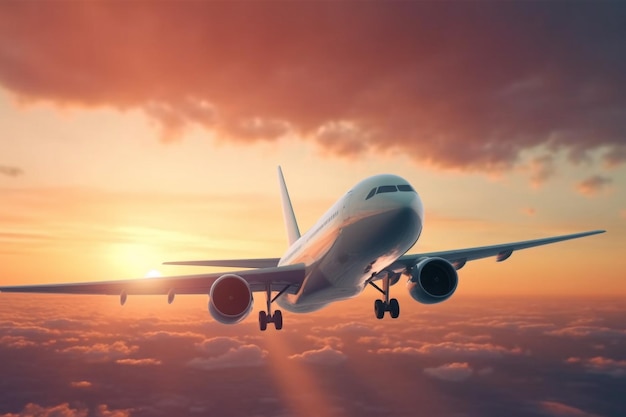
left=163, top=258, right=280, bottom=269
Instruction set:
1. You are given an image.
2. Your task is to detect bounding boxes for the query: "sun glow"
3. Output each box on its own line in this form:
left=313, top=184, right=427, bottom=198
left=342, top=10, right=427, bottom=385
left=144, top=269, right=162, bottom=278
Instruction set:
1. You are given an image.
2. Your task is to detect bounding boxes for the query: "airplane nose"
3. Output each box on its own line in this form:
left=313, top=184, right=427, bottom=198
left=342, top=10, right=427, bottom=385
left=378, top=192, right=423, bottom=242
left=384, top=189, right=424, bottom=220
left=388, top=204, right=421, bottom=235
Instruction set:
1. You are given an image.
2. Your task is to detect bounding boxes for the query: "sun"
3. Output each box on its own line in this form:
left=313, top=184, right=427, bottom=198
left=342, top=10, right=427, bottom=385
left=144, top=269, right=162, bottom=278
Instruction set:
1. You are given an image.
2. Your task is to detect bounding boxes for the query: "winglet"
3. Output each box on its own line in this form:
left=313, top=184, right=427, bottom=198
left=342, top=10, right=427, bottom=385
left=278, top=166, right=301, bottom=245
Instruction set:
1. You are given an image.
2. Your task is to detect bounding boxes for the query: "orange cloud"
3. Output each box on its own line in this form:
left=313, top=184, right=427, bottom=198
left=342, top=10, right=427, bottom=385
left=575, top=175, right=612, bottom=197
left=142, top=330, right=205, bottom=341
left=1, top=3, right=625, bottom=177
left=566, top=356, right=626, bottom=378
left=288, top=346, right=347, bottom=365
left=115, top=358, right=162, bottom=366
left=58, top=341, right=139, bottom=362
left=443, top=332, right=492, bottom=343
left=69, top=381, right=92, bottom=388
left=546, top=326, right=626, bottom=338
left=304, top=335, right=344, bottom=350
left=376, top=342, right=523, bottom=358
left=187, top=345, right=267, bottom=370
left=0, top=403, right=130, bottom=417
left=0, top=166, right=22, bottom=177
left=0, top=335, right=35, bottom=348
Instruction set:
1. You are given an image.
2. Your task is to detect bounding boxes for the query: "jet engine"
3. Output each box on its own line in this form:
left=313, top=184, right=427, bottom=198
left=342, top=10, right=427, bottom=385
left=407, top=258, right=458, bottom=304
left=208, top=274, right=254, bottom=324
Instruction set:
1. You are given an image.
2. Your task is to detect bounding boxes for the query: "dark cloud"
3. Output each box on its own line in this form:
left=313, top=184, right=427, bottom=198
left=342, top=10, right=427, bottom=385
left=567, top=356, right=626, bottom=378
left=537, top=401, right=602, bottom=417
left=1, top=3, right=625, bottom=176
left=527, top=155, right=556, bottom=188
left=423, top=362, right=473, bottom=382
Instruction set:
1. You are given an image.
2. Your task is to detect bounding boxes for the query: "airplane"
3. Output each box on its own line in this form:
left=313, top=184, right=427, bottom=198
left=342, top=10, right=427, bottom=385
left=0, top=167, right=605, bottom=331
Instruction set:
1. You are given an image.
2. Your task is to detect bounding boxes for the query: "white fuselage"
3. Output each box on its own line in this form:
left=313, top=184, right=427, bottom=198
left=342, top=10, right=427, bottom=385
left=276, top=174, right=424, bottom=313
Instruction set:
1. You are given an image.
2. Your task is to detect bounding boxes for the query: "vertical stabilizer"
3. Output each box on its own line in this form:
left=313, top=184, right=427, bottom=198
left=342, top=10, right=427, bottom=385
left=277, top=166, right=301, bottom=245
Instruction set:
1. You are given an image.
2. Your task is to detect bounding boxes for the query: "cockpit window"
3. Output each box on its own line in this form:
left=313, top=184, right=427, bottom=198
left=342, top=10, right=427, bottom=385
left=365, top=184, right=415, bottom=200
left=397, top=184, right=415, bottom=192
left=377, top=185, right=398, bottom=194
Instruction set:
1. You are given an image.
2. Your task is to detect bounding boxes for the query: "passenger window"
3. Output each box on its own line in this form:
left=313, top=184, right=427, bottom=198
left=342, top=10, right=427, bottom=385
left=377, top=185, right=397, bottom=194
left=397, top=184, right=415, bottom=192
left=365, top=188, right=376, bottom=200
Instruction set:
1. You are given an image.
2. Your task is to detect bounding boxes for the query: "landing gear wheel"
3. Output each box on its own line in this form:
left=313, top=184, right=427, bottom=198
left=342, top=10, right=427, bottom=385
left=259, top=311, right=268, bottom=331
left=259, top=283, right=290, bottom=331
left=370, top=274, right=402, bottom=320
left=274, top=310, right=283, bottom=330
left=374, top=299, right=385, bottom=319
left=389, top=298, right=400, bottom=319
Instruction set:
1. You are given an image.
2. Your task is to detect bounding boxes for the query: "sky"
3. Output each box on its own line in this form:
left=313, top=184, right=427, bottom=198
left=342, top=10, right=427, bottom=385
left=0, top=1, right=624, bottom=295
left=0, top=2, right=625, bottom=414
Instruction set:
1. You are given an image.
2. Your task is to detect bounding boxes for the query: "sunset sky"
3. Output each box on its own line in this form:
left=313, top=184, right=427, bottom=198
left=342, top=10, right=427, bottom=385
left=1, top=2, right=623, bottom=295
left=1, top=2, right=625, bottom=417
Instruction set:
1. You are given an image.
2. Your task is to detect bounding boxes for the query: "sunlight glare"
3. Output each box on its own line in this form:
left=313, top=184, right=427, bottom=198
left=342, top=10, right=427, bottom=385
left=144, top=269, right=162, bottom=278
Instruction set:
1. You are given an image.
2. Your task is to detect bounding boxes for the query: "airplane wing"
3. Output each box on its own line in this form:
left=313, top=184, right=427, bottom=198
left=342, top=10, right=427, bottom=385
left=0, top=263, right=305, bottom=296
left=163, top=258, right=280, bottom=268
left=392, top=230, right=605, bottom=271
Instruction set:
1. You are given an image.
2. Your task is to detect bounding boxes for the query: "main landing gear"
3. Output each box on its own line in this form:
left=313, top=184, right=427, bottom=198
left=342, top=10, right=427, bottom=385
left=259, top=310, right=282, bottom=331
left=258, top=283, right=289, bottom=331
left=369, top=275, right=400, bottom=319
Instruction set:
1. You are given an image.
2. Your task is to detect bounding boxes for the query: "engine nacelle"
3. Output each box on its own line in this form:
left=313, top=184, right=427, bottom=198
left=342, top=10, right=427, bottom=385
left=407, top=257, right=458, bottom=304
left=208, top=274, right=253, bottom=324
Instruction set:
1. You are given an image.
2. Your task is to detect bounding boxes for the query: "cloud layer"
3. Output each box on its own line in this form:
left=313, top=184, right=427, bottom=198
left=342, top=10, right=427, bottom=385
left=2, top=295, right=623, bottom=417
left=1, top=3, right=625, bottom=175
left=423, top=362, right=473, bottom=382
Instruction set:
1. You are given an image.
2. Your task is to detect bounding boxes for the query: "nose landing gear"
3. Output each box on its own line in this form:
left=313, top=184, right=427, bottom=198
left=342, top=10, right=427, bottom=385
left=374, top=298, right=400, bottom=319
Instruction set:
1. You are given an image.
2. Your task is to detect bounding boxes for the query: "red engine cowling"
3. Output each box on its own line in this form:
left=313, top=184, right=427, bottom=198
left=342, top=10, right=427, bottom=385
left=208, top=274, right=254, bottom=324
left=407, top=257, right=458, bottom=304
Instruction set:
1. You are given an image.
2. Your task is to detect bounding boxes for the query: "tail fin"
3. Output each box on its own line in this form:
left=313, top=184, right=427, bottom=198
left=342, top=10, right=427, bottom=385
left=277, top=166, right=301, bottom=245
